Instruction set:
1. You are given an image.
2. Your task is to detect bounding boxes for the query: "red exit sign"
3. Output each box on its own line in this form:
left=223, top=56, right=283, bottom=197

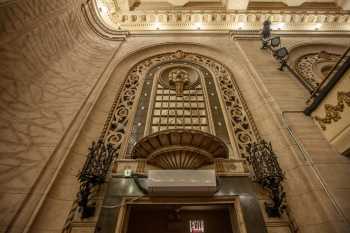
left=189, top=220, right=204, bottom=233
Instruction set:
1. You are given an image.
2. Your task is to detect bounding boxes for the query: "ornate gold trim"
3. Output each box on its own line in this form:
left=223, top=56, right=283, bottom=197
left=314, top=91, right=350, bottom=130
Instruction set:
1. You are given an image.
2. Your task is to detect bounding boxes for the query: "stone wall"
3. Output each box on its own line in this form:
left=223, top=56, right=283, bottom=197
left=0, top=1, right=121, bottom=232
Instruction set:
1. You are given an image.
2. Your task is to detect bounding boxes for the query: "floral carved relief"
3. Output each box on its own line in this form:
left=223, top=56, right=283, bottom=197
left=295, top=51, right=340, bottom=90
left=182, top=53, right=259, bottom=157
left=314, top=91, right=350, bottom=130
left=103, top=73, right=140, bottom=149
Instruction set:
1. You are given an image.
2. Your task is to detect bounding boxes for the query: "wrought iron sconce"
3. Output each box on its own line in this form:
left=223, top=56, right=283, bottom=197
left=248, top=140, right=286, bottom=217
left=78, top=139, right=116, bottom=218
left=261, top=20, right=272, bottom=48
left=261, top=22, right=281, bottom=50
left=261, top=20, right=289, bottom=70
left=260, top=20, right=314, bottom=93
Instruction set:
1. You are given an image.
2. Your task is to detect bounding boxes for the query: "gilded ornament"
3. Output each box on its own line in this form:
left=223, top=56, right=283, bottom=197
left=314, top=91, right=350, bottom=130
left=168, top=68, right=189, bottom=96
left=174, top=50, right=186, bottom=59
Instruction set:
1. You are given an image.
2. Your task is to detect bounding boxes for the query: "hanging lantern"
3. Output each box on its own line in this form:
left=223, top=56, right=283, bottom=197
left=78, top=140, right=117, bottom=218
left=248, top=140, right=286, bottom=217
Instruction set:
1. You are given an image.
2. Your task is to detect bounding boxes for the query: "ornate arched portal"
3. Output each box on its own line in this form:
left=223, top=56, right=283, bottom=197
left=103, top=50, right=260, bottom=160
left=63, top=50, right=280, bottom=233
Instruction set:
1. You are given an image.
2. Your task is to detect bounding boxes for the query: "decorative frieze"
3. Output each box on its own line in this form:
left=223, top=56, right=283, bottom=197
left=92, top=0, right=350, bottom=32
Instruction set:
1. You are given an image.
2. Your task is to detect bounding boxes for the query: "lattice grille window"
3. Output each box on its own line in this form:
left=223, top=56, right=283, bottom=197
left=151, top=82, right=209, bottom=133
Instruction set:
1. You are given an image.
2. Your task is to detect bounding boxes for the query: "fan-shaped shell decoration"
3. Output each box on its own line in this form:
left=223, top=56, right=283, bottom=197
left=132, top=129, right=228, bottom=169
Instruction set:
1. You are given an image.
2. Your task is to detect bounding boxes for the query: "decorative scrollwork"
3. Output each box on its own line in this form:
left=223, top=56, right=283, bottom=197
left=248, top=140, right=286, bottom=217
left=188, top=53, right=258, bottom=157
left=102, top=50, right=259, bottom=158
left=103, top=69, right=142, bottom=149
left=295, top=51, right=340, bottom=90
left=215, top=68, right=257, bottom=157
left=314, top=91, right=350, bottom=130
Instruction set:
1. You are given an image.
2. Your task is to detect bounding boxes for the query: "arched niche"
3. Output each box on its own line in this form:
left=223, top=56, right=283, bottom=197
left=102, top=49, right=260, bottom=165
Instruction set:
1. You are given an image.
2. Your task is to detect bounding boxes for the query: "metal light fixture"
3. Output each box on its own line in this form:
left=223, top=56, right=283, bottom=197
left=261, top=20, right=271, bottom=48
left=261, top=20, right=281, bottom=49
left=260, top=21, right=314, bottom=93
left=270, top=37, right=281, bottom=48
left=248, top=140, right=286, bottom=217
left=273, top=47, right=289, bottom=71
left=274, top=47, right=288, bottom=59
left=261, top=20, right=288, bottom=70
left=78, top=139, right=116, bottom=218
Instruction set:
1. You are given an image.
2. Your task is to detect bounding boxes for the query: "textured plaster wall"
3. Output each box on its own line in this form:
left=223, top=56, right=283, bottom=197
left=0, top=1, right=120, bottom=232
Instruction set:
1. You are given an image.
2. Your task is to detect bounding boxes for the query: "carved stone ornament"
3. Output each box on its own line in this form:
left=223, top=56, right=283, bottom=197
left=62, top=50, right=260, bottom=232
left=295, top=51, right=340, bottom=90
left=100, top=50, right=259, bottom=158
left=314, top=91, right=350, bottom=130
left=168, top=68, right=190, bottom=96
left=174, top=49, right=186, bottom=59
left=132, top=129, right=229, bottom=169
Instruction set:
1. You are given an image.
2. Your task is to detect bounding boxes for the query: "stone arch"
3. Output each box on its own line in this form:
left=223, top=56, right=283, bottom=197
left=102, top=48, right=260, bottom=161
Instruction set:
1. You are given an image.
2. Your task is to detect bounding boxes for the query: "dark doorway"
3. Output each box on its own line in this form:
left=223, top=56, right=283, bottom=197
left=126, top=204, right=236, bottom=233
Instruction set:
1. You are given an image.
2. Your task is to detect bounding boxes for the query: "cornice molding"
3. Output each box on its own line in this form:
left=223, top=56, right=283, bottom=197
left=82, top=0, right=128, bottom=41
left=87, top=0, right=350, bottom=38
left=111, top=11, right=350, bottom=32
left=230, top=30, right=350, bottom=39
